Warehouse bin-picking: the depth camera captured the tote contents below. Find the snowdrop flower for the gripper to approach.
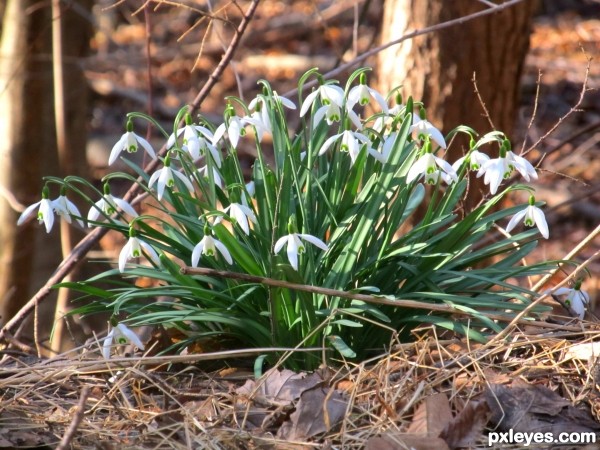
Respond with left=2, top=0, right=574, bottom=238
left=477, top=140, right=538, bottom=195
left=318, top=130, right=372, bottom=164
left=216, top=203, right=257, bottom=235
left=452, top=149, right=490, bottom=173
left=410, top=113, right=446, bottom=149
left=407, top=142, right=458, bottom=185
left=213, top=106, right=249, bottom=149
left=368, top=130, right=397, bottom=163
left=551, top=284, right=590, bottom=319
left=373, top=104, right=404, bottom=133
left=167, top=116, right=221, bottom=166
left=506, top=150, right=538, bottom=182
left=244, top=111, right=271, bottom=142
left=118, top=229, right=160, bottom=272
left=17, top=185, right=54, bottom=233
left=195, top=165, right=223, bottom=189
left=347, top=73, right=388, bottom=113
left=191, top=233, right=233, bottom=267
left=87, top=183, right=138, bottom=226
left=274, top=231, right=328, bottom=271
left=109, top=119, right=156, bottom=166
left=373, top=93, right=404, bottom=132
left=52, top=188, right=84, bottom=227
left=148, top=156, right=194, bottom=200
left=102, top=322, right=145, bottom=359
left=248, top=91, right=296, bottom=111
left=241, top=181, right=255, bottom=207
left=301, top=83, right=362, bottom=128
left=424, top=169, right=455, bottom=186
left=477, top=154, right=512, bottom=195
left=248, top=91, right=296, bottom=135
left=300, top=84, right=344, bottom=118
left=505, top=196, right=549, bottom=239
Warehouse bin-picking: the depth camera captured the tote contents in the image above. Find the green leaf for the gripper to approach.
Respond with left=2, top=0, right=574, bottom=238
left=327, top=335, right=356, bottom=358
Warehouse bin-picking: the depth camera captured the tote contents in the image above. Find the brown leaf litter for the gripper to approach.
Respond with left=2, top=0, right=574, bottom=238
left=2, top=325, right=600, bottom=448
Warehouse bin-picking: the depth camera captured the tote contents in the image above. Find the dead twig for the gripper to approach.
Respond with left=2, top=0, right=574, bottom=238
left=55, top=386, right=90, bottom=450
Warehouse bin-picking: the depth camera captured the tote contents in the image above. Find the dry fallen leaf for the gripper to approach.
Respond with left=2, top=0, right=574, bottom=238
left=485, top=381, right=600, bottom=436
left=440, top=399, right=491, bottom=449
left=236, top=368, right=323, bottom=403
left=276, top=386, right=348, bottom=441
left=406, top=393, right=453, bottom=437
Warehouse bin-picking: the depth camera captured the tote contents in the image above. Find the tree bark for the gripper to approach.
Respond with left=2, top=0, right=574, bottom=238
left=0, top=0, right=91, bottom=338
left=378, top=0, right=535, bottom=205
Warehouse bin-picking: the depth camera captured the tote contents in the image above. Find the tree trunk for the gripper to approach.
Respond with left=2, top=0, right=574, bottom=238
left=0, top=0, right=91, bottom=344
left=378, top=0, right=535, bottom=206
left=0, top=0, right=56, bottom=326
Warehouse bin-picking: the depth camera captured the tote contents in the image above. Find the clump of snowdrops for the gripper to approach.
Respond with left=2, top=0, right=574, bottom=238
left=20, top=68, right=569, bottom=369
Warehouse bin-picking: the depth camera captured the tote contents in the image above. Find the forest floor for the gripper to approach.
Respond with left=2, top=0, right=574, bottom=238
left=1, top=1, right=599, bottom=448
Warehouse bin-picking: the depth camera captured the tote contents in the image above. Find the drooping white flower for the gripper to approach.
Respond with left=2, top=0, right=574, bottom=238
left=250, top=91, right=297, bottom=112
left=241, top=181, right=255, bottom=207
left=167, top=122, right=221, bottom=166
left=410, top=114, right=447, bottom=149
left=423, top=169, right=456, bottom=186
left=274, top=232, right=329, bottom=271
left=248, top=92, right=296, bottom=135
left=300, top=83, right=360, bottom=127
left=17, top=189, right=55, bottom=233
left=407, top=150, right=458, bottom=185
left=52, top=194, right=84, bottom=227
left=195, top=165, right=223, bottom=189
left=318, top=130, right=372, bottom=164
left=243, top=111, right=271, bottom=142
left=552, top=286, right=590, bottom=319
left=368, top=130, right=397, bottom=163
left=212, top=113, right=248, bottom=149
left=87, top=185, right=138, bottom=226
left=118, top=234, right=160, bottom=272
left=191, top=234, right=233, bottom=267
left=300, top=84, right=344, bottom=117
left=215, top=203, right=257, bottom=235
left=506, top=150, right=538, bottom=182
left=148, top=158, right=194, bottom=200
left=102, top=322, right=145, bottom=359
left=505, top=197, right=549, bottom=239
left=373, top=105, right=404, bottom=133
left=347, top=79, right=388, bottom=113
left=109, top=120, right=156, bottom=166
left=452, top=150, right=491, bottom=173
left=477, top=141, right=538, bottom=195
left=477, top=155, right=512, bottom=195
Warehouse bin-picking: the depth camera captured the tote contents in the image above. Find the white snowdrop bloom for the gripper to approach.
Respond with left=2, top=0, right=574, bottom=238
left=274, top=232, right=329, bottom=271
left=102, top=323, right=145, bottom=359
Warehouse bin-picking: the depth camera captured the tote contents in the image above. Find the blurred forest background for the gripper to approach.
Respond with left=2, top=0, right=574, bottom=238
left=0, top=0, right=598, bottom=354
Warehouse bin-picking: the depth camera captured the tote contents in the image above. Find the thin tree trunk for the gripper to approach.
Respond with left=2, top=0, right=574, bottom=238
left=0, top=0, right=56, bottom=325
left=0, top=0, right=91, bottom=349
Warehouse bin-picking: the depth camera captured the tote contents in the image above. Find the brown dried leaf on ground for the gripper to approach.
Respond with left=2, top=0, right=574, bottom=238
left=406, top=392, right=453, bottom=436
left=439, top=398, right=491, bottom=449
left=276, top=385, right=348, bottom=441
left=236, top=368, right=324, bottom=403
left=235, top=367, right=333, bottom=431
left=485, top=380, right=600, bottom=436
